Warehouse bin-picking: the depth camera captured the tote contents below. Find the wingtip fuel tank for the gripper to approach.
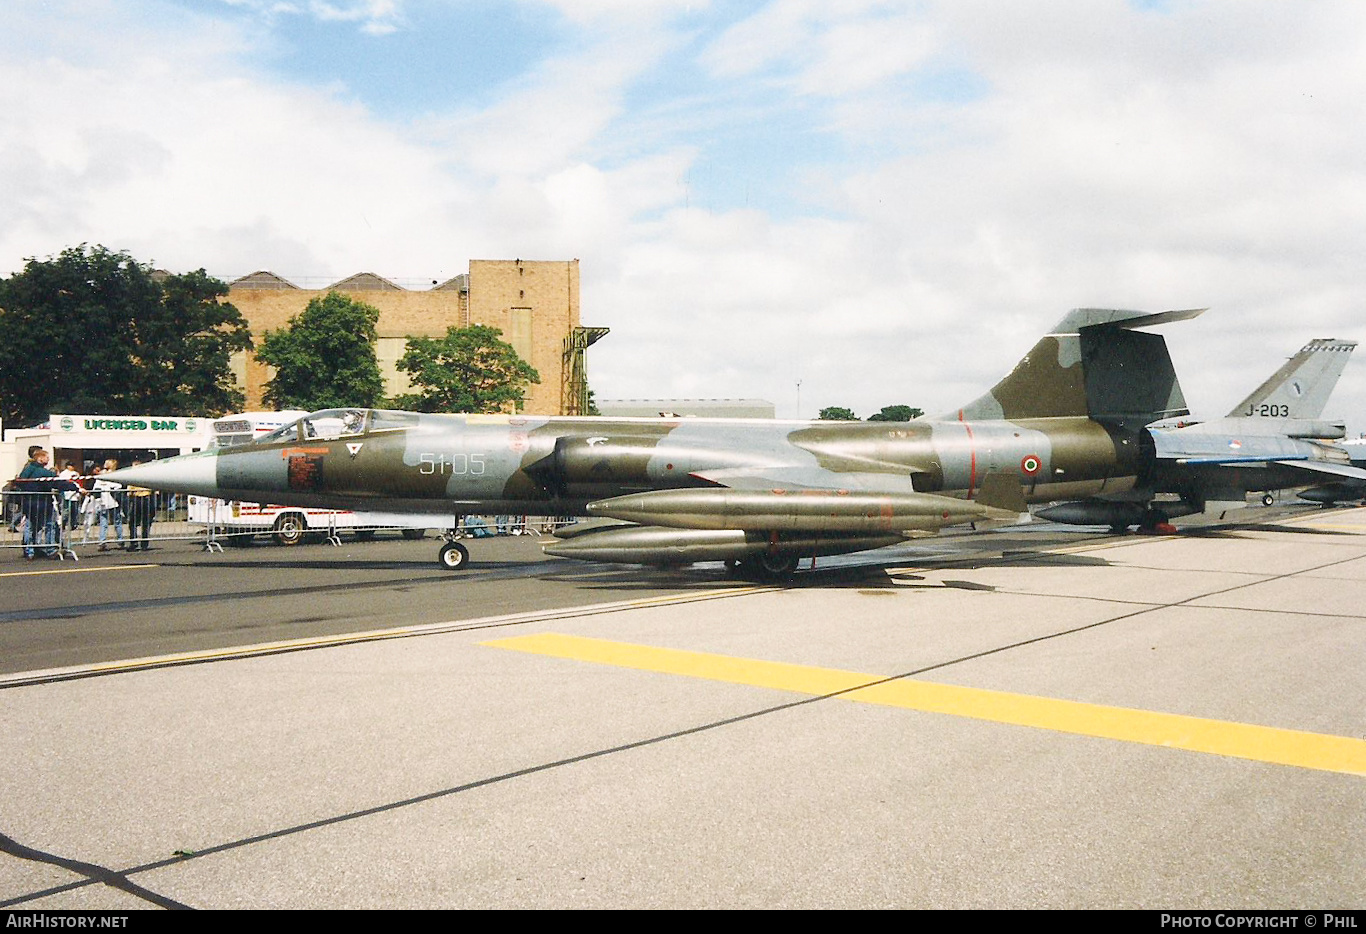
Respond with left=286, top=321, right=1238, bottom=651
left=583, top=487, right=1011, bottom=533
left=541, top=525, right=905, bottom=566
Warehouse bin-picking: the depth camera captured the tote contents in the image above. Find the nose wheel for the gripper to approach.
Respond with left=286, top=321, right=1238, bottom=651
left=438, top=540, right=469, bottom=570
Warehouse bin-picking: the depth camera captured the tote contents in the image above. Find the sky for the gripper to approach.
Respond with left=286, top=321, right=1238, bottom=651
left=2, top=0, right=1364, bottom=430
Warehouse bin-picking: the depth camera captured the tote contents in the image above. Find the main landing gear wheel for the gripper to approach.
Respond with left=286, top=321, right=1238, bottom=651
left=273, top=513, right=306, bottom=546
left=741, top=552, right=800, bottom=581
left=1262, top=493, right=1275, bottom=507
left=1138, top=507, right=1177, bottom=536
left=438, top=540, right=469, bottom=570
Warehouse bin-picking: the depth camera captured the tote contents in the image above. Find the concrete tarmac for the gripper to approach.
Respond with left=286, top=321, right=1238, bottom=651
left=1, top=508, right=1364, bottom=908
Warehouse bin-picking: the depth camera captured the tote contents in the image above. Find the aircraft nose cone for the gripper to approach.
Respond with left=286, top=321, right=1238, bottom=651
left=108, top=452, right=219, bottom=496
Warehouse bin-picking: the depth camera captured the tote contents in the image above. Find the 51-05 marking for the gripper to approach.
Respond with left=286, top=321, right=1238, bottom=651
left=418, top=452, right=486, bottom=475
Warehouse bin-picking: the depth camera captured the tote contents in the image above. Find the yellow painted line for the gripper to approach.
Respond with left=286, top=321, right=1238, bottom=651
left=484, top=633, right=1366, bottom=777
left=0, top=563, right=156, bottom=579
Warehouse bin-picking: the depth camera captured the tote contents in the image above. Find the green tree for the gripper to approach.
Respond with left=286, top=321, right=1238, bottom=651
left=256, top=291, right=386, bottom=410
left=393, top=325, right=540, bottom=413
left=867, top=404, right=924, bottom=422
left=0, top=245, right=251, bottom=424
left=817, top=406, right=859, bottom=420
left=125, top=269, right=254, bottom=414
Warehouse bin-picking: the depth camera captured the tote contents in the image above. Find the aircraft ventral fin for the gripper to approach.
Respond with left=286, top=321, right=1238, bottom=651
left=972, top=472, right=1028, bottom=517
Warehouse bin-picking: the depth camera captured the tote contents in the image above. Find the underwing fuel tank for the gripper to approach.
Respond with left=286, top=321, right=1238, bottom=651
left=1298, top=483, right=1366, bottom=504
left=542, top=524, right=903, bottom=565
left=1035, top=501, right=1148, bottom=527
left=583, top=487, right=1014, bottom=533
left=1036, top=499, right=1203, bottom=526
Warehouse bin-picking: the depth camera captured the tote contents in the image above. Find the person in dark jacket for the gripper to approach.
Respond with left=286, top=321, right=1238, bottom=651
left=15, top=448, right=75, bottom=559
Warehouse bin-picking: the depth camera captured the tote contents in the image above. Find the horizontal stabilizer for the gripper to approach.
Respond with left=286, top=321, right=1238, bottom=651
left=1053, top=307, right=1207, bottom=333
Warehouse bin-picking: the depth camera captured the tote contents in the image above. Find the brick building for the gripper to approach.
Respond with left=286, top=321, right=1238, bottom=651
left=228, top=259, right=603, bottom=415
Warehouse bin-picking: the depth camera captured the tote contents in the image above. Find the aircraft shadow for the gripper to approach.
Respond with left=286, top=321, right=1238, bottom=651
left=1176, top=523, right=1359, bottom=538
left=547, top=549, right=1113, bottom=592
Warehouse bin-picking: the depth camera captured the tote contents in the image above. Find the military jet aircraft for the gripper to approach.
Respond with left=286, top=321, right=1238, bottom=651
left=112, top=307, right=1205, bottom=578
left=1037, top=337, right=1362, bottom=530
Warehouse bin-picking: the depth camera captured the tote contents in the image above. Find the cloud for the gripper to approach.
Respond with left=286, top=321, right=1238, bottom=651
left=701, top=0, right=941, bottom=97
left=219, top=0, right=405, bottom=35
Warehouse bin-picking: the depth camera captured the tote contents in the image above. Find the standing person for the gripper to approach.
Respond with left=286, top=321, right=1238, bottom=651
left=91, top=459, right=126, bottom=551
left=59, top=462, right=82, bottom=531
left=3, top=480, right=19, bottom=533
left=80, top=465, right=101, bottom=544
left=17, top=447, right=59, bottom=559
left=126, top=458, right=156, bottom=551
left=18, top=446, right=51, bottom=481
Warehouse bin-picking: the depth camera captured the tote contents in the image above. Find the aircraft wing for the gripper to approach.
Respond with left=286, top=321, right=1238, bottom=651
left=1167, top=454, right=1366, bottom=480
left=1272, top=460, right=1366, bottom=481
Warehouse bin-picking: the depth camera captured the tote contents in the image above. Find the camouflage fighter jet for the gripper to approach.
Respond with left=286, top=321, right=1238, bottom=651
left=1037, top=337, right=1363, bottom=529
left=112, top=307, right=1205, bottom=578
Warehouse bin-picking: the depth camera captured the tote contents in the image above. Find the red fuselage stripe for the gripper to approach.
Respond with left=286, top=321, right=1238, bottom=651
left=963, top=421, right=977, bottom=498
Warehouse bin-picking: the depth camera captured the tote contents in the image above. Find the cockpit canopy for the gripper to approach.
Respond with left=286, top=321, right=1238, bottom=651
left=258, top=408, right=418, bottom=444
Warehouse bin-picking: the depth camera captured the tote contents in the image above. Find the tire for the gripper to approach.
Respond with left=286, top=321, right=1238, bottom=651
left=1261, top=493, right=1275, bottom=507
left=741, top=551, right=800, bottom=581
left=439, top=540, right=469, bottom=570
left=1138, top=506, right=1169, bottom=533
left=273, top=513, right=307, bottom=546
left=401, top=529, right=426, bottom=541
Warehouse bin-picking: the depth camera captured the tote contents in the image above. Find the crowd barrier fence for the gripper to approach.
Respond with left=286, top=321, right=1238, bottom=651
left=2, top=487, right=576, bottom=560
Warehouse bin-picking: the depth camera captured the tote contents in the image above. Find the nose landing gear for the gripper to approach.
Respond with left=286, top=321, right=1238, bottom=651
left=438, top=538, right=470, bottom=570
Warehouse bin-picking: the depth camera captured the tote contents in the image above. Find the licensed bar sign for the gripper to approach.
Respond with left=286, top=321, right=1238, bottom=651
left=54, top=414, right=200, bottom=433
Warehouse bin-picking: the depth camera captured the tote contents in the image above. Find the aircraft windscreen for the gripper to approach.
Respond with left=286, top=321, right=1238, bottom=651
left=258, top=420, right=299, bottom=444
left=255, top=409, right=413, bottom=444
left=366, top=409, right=420, bottom=432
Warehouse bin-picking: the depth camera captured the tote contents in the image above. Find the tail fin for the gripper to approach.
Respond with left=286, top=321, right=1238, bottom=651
left=948, top=307, right=1205, bottom=426
left=1226, top=338, right=1356, bottom=419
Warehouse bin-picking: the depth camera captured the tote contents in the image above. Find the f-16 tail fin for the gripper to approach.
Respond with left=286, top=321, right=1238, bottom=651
left=1226, top=338, right=1356, bottom=419
left=948, top=307, right=1205, bottom=426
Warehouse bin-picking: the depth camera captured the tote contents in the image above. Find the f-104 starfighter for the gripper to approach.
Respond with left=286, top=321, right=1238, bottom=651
left=113, top=306, right=1256, bottom=578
